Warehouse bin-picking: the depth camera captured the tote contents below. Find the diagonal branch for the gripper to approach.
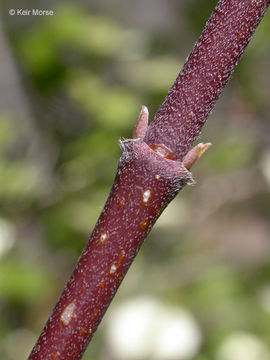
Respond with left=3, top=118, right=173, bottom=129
left=144, top=0, right=269, bottom=160
left=28, top=1, right=269, bottom=359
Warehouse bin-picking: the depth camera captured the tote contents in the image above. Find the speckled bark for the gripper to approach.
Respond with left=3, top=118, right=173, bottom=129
left=145, top=0, right=270, bottom=160
left=28, top=0, right=269, bottom=359
left=29, top=140, right=193, bottom=360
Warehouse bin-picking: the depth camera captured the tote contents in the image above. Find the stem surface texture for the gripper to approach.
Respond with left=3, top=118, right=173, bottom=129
left=28, top=1, right=269, bottom=359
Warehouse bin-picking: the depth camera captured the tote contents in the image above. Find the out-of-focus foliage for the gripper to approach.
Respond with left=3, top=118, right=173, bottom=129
left=0, top=1, right=270, bottom=359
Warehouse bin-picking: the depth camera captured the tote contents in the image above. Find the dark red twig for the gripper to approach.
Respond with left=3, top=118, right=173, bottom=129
left=28, top=1, right=269, bottom=359
left=145, top=0, right=269, bottom=160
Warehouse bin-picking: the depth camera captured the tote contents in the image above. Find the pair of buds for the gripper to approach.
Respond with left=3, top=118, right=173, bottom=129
left=132, top=105, right=211, bottom=171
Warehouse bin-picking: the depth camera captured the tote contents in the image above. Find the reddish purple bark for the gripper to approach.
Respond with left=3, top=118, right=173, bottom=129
left=145, top=0, right=269, bottom=160
left=29, top=140, right=193, bottom=360
left=28, top=1, right=269, bottom=359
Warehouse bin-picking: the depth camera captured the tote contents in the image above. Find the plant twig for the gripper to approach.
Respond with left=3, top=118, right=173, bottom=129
left=28, top=1, right=269, bottom=359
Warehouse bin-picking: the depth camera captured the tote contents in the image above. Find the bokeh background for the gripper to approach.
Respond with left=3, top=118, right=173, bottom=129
left=0, top=1, right=270, bottom=359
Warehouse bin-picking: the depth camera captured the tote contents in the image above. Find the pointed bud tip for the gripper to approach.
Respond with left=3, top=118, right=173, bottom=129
left=132, top=105, right=149, bottom=139
left=183, top=142, right=212, bottom=170
left=196, top=142, right=212, bottom=157
left=141, top=105, right=149, bottom=114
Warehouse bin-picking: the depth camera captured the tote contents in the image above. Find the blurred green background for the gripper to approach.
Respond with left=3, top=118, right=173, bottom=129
left=0, top=1, right=270, bottom=359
